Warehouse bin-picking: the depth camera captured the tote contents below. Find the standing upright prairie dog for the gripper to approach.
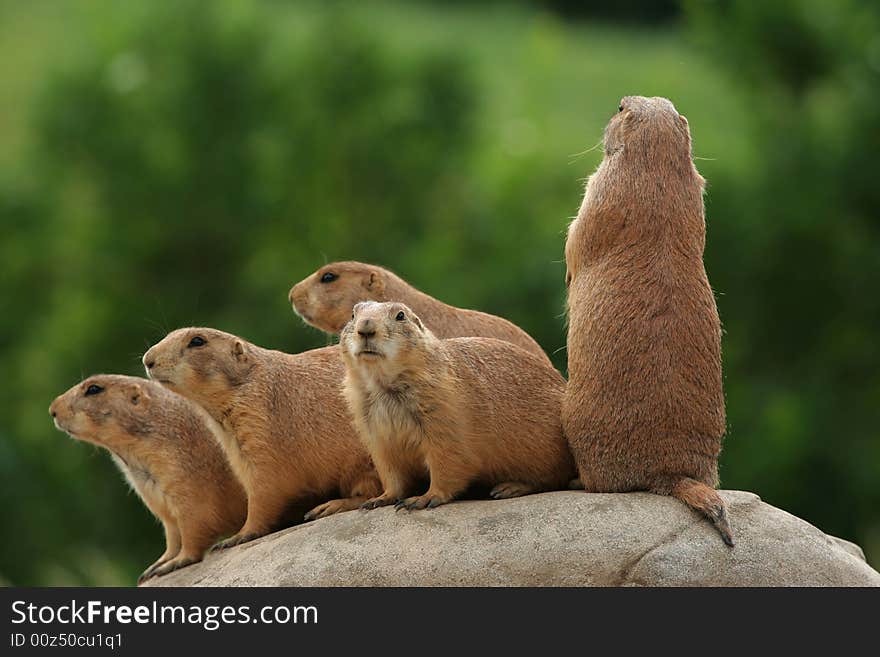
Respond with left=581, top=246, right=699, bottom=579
left=49, top=375, right=247, bottom=583
left=142, top=328, right=381, bottom=549
left=340, top=301, right=575, bottom=510
left=289, top=261, right=552, bottom=365
left=563, top=96, right=732, bottom=546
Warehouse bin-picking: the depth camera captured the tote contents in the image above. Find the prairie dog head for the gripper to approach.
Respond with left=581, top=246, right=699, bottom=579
left=603, top=96, right=694, bottom=168
left=289, top=261, right=387, bottom=333
left=340, top=301, right=430, bottom=378
left=142, top=327, right=254, bottom=409
left=566, top=96, right=702, bottom=284
left=49, top=375, right=156, bottom=452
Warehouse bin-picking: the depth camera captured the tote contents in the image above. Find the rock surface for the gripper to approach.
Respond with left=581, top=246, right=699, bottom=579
left=144, top=490, right=879, bottom=587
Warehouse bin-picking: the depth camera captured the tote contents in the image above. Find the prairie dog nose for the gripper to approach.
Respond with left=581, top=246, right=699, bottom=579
left=357, top=318, right=376, bottom=338
left=288, top=285, right=297, bottom=306
left=142, top=350, right=156, bottom=371
left=49, top=401, right=58, bottom=417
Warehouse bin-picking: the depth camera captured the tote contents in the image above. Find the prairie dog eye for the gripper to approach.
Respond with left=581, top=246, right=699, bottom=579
left=85, top=384, right=104, bottom=396
left=188, top=336, right=206, bottom=348
left=395, top=311, right=405, bottom=321
left=618, top=103, right=624, bottom=112
left=320, top=272, right=337, bottom=283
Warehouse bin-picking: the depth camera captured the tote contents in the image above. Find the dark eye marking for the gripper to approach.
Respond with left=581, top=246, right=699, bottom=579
left=618, top=104, right=624, bottom=112
left=320, top=272, right=337, bottom=283
left=85, top=384, right=104, bottom=396
left=188, top=336, right=206, bottom=348
left=396, top=311, right=405, bottom=321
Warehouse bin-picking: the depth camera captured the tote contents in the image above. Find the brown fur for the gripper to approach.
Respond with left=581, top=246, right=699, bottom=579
left=562, top=96, right=732, bottom=546
left=49, top=375, right=247, bottom=583
left=340, top=301, right=575, bottom=510
left=142, top=328, right=381, bottom=549
left=290, top=261, right=552, bottom=365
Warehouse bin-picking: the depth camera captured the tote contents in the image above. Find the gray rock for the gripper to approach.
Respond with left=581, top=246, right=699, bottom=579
left=143, top=490, right=880, bottom=587
left=828, top=535, right=867, bottom=562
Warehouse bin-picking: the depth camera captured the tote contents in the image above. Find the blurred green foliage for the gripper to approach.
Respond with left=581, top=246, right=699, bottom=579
left=0, top=0, right=877, bottom=584
left=686, top=0, right=880, bottom=562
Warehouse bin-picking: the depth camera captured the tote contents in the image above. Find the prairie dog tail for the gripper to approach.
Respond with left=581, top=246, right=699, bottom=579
left=655, top=476, right=734, bottom=547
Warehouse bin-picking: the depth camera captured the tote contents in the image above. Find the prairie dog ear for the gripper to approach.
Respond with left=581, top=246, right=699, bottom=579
left=128, top=383, right=150, bottom=407
left=232, top=339, right=247, bottom=362
left=411, top=314, right=424, bottom=331
left=365, top=270, right=385, bottom=295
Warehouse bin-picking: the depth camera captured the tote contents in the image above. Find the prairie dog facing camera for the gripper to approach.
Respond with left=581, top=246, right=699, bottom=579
left=49, top=375, right=247, bottom=583
left=340, top=301, right=575, bottom=511
left=289, top=261, right=552, bottom=365
left=563, top=95, right=732, bottom=545
left=143, top=328, right=382, bottom=549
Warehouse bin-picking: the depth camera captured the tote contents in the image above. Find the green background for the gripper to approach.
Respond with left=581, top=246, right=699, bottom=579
left=1, top=0, right=878, bottom=585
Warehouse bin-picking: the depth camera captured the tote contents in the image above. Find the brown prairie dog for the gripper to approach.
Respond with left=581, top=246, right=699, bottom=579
left=563, top=96, right=732, bottom=545
left=49, top=375, right=247, bottom=583
left=142, top=328, right=381, bottom=549
left=289, top=261, right=552, bottom=366
left=340, top=301, right=575, bottom=510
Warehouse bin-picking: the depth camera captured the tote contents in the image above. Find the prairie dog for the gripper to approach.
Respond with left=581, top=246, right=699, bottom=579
left=340, top=301, right=575, bottom=510
left=289, top=261, right=552, bottom=365
left=49, top=375, right=247, bottom=583
left=142, top=328, right=381, bottom=549
left=563, top=96, right=732, bottom=545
